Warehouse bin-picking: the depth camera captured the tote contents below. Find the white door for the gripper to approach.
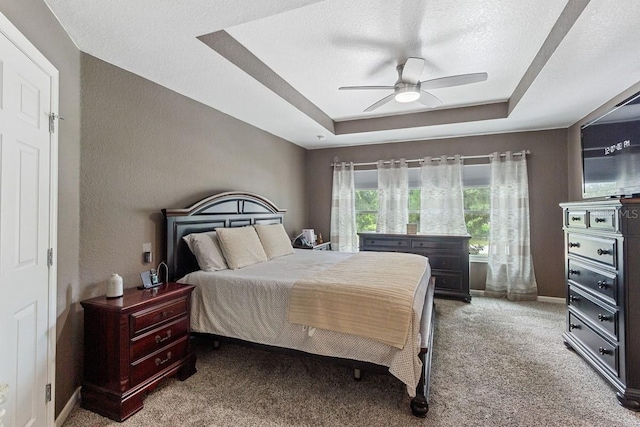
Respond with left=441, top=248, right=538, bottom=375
left=0, top=13, right=58, bottom=427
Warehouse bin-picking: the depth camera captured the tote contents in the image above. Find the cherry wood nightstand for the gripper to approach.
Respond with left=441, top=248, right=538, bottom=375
left=80, top=282, right=196, bottom=421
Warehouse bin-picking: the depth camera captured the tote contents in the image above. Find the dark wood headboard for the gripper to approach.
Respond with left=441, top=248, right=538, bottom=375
left=162, top=191, right=286, bottom=281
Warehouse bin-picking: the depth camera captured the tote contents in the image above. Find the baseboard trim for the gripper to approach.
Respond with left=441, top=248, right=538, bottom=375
left=55, top=386, right=81, bottom=427
left=469, top=289, right=565, bottom=304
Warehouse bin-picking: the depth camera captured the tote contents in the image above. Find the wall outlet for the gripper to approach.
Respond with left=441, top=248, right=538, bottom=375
left=143, top=243, right=152, bottom=264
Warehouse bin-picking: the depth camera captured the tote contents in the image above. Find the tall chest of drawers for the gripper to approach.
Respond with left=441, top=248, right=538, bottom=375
left=561, top=199, right=640, bottom=410
left=358, top=232, right=471, bottom=302
left=81, top=282, right=197, bottom=421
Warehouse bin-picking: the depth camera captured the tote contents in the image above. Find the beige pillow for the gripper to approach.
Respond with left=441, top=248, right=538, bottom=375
left=254, top=223, right=294, bottom=260
left=182, top=231, right=228, bottom=271
left=216, top=226, right=268, bottom=270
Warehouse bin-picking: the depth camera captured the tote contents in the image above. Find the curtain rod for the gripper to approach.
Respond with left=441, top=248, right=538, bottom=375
left=331, top=150, right=530, bottom=167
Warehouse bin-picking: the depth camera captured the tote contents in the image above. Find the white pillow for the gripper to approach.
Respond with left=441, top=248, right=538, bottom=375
left=254, top=223, right=294, bottom=260
left=182, top=231, right=228, bottom=272
left=216, top=226, right=268, bottom=270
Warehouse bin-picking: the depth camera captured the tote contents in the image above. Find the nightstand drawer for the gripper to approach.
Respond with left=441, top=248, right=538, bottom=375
left=568, top=287, right=617, bottom=339
left=131, top=299, right=188, bottom=335
left=130, top=336, right=189, bottom=387
left=568, top=313, right=618, bottom=377
left=130, top=316, right=189, bottom=361
left=567, top=233, right=616, bottom=268
left=567, top=259, right=617, bottom=304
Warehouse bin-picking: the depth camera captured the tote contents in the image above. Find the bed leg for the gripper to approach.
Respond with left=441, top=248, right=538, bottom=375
left=353, top=368, right=362, bottom=381
left=411, top=348, right=429, bottom=417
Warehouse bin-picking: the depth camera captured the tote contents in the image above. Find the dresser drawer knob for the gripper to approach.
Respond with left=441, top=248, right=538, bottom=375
left=569, top=242, right=580, bottom=248
left=571, top=216, right=581, bottom=221
left=597, top=280, right=608, bottom=289
left=569, top=295, right=579, bottom=303
left=155, top=351, right=172, bottom=366
left=597, top=248, right=610, bottom=256
left=155, top=330, right=172, bottom=344
left=597, top=314, right=611, bottom=322
left=594, top=217, right=606, bottom=223
left=569, top=323, right=580, bottom=330
left=598, top=347, right=611, bottom=355
left=568, top=269, right=579, bottom=276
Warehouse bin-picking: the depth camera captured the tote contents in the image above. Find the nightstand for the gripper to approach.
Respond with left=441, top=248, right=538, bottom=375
left=80, top=282, right=196, bottom=421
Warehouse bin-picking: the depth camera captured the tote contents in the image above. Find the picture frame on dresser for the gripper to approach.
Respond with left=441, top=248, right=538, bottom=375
left=561, top=199, right=640, bottom=411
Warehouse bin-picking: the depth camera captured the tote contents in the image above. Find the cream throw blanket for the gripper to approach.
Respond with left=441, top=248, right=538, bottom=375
left=288, top=252, right=428, bottom=349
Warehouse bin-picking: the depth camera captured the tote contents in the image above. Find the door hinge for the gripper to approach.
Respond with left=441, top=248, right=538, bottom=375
left=45, top=383, right=51, bottom=402
left=47, top=248, right=53, bottom=267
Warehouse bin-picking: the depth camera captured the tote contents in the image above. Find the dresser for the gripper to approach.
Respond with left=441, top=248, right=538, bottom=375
left=358, top=233, right=471, bottom=302
left=560, top=199, right=640, bottom=410
left=81, top=282, right=197, bottom=421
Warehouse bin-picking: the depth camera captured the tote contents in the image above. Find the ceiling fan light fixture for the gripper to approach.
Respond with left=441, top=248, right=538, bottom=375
left=394, top=86, right=420, bottom=103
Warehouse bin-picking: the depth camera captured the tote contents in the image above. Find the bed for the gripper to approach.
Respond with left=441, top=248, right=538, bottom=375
left=163, top=191, right=435, bottom=417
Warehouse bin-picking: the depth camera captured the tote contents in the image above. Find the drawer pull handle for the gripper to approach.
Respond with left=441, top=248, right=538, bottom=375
left=568, top=269, right=579, bottom=276
left=155, top=330, right=172, bottom=344
left=597, top=248, right=610, bottom=256
left=441, top=260, right=447, bottom=267
left=569, top=323, right=580, bottom=330
left=569, top=242, right=580, bottom=248
left=155, top=351, right=172, bottom=366
left=569, top=295, right=579, bottom=302
left=571, top=216, right=581, bottom=221
left=397, top=241, right=402, bottom=245
left=597, top=314, right=611, bottom=322
left=598, top=347, right=611, bottom=355
left=597, top=280, right=608, bottom=289
left=594, top=217, right=606, bottom=223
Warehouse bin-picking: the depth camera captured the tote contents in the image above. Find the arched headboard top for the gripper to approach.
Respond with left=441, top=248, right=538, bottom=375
left=163, top=191, right=287, bottom=281
left=163, top=191, right=286, bottom=217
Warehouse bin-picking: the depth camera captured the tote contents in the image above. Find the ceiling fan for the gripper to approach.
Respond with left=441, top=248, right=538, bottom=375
left=339, top=57, right=488, bottom=112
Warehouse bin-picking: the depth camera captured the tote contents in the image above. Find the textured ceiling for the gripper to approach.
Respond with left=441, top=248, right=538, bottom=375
left=43, top=0, right=640, bottom=149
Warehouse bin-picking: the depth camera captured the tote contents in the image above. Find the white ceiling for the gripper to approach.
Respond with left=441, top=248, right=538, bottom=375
left=43, top=0, right=640, bottom=149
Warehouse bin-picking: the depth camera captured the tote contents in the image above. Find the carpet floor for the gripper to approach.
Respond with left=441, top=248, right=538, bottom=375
left=62, top=296, right=640, bottom=426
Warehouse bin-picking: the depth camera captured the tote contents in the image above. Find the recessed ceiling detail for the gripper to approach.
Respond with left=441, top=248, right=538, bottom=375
left=43, top=0, right=640, bottom=148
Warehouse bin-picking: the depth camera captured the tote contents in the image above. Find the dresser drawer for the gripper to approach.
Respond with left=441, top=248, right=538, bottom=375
left=130, top=316, right=189, bottom=362
left=131, top=299, right=188, bottom=335
left=411, top=239, right=463, bottom=251
left=567, top=313, right=618, bottom=377
left=567, top=259, right=617, bottom=304
left=568, top=287, right=617, bottom=339
left=567, top=233, right=616, bottom=268
left=428, top=254, right=463, bottom=271
left=589, top=209, right=616, bottom=231
left=566, top=210, right=587, bottom=228
left=361, top=237, right=409, bottom=249
left=434, top=273, right=462, bottom=291
left=130, top=336, right=189, bottom=387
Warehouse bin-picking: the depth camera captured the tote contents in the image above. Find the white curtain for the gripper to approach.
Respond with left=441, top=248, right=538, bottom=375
left=485, top=151, right=538, bottom=301
left=376, top=159, right=408, bottom=233
left=419, top=155, right=468, bottom=235
left=330, top=162, right=358, bottom=252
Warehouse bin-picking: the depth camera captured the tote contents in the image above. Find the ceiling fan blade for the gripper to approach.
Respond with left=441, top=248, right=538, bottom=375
left=420, top=72, right=488, bottom=90
left=364, top=93, right=396, bottom=112
left=417, top=90, right=443, bottom=108
left=339, top=85, right=395, bottom=91
left=400, top=57, right=425, bottom=84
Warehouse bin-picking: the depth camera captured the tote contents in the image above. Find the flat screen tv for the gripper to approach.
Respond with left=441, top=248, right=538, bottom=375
left=582, top=92, right=640, bottom=199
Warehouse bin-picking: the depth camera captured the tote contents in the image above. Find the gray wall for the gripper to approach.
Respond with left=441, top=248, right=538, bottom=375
left=0, top=0, right=82, bottom=416
left=567, top=81, right=640, bottom=201
left=307, top=130, right=569, bottom=298
left=79, top=53, right=308, bottom=290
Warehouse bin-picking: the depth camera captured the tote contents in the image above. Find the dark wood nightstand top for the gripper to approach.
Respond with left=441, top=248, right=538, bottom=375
left=81, top=282, right=194, bottom=312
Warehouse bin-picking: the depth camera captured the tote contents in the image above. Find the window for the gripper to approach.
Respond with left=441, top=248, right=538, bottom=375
left=353, top=164, right=491, bottom=257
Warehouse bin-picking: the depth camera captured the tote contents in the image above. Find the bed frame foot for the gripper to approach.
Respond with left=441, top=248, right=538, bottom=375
left=213, top=340, right=220, bottom=350
left=410, top=395, right=429, bottom=417
left=353, top=368, right=362, bottom=381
